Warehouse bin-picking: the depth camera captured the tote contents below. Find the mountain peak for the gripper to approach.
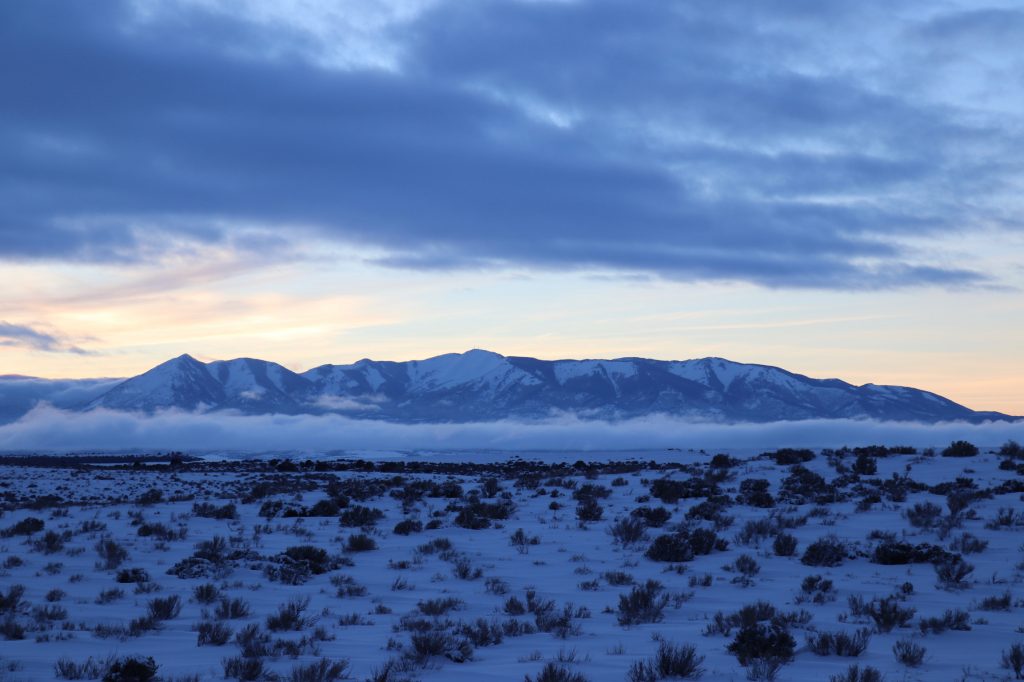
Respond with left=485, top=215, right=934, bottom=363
left=462, top=348, right=504, bottom=358
left=72, top=351, right=1014, bottom=423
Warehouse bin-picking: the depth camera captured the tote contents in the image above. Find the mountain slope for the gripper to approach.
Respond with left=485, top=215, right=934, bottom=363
left=88, top=354, right=227, bottom=412
left=89, top=354, right=314, bottom=413
left=297, top=350, right=1008, bottom=423
left=9, top=350, right=1012, bottom=424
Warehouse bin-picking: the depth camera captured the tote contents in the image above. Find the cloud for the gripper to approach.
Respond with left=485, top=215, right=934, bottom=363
left=0, top=377, right=122, bottom=424
left=0, top=1, right=1020, bottom=288
left=0, top=321, right=91, bottom=354
left=0, top=405, right=1021, bottom=455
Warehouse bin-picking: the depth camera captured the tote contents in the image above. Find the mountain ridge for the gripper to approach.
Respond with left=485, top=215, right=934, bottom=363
left=0, top=349, right=1001, bottom=424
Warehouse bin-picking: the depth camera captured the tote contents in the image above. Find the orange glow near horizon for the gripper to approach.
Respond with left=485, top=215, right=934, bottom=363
left=1, top=253, right=1021, bottom=415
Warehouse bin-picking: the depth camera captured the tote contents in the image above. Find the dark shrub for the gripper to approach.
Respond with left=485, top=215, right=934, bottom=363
left=948, top=532, right=988, bottom=554
left=986, top=507, right=1023, bottom=530
left=773, top=533, right=798, bottom=557
left=95, top=588, right=124, bottom=605
left=408, top=629, right=472, bottom=663
left=918, top=608, right=970, bottom=634
left=264, top=545, right=338, bottom=585
left=136, top=488, right=163, bottom=506
left=509, top=528, right=540, bottom=553
left=893, top=638, right=925, bottom=667
left=1, top=516, right=44, bottom=536
left=617, top=580, right=668, bottom=626
left=689, top=528, right=720, bottom=554
left=801, top=536, right=846, bottom=567
left=829, top=665, right=882, bottom=682
left=192, top=502, right=237, bottom=520
left=524, top=663, right=590, bottom=682
left=866, top=597, right=915, bottom=632
left=733, top=554, right=760, bottom=578
left=710, top=453, right=737, bottom=468
left=779, top=466, right=833, bottom=505
left=193, top=583, right=220, bottom=604
left=736, top=519, right=774, bottom=546
left=999, top=440, right=1024, bottom=458
left=806, top=628, right=871, bottom=657
left=54, top=657, right=109, bottom=680
left=628, top=642, right=704, bottom=681
left=727, top=623, right=796, bottom=666
left=1003, top=643, right=1024, bottom=679
left=851, top=453, right=877, bottom=476
left=646, top=534, right=692, bottom=563
left=418, top=597, right=464, bottom=616
left=576, top=498, right=604, bottom=523
left=685, top=497, right=730, bottom=523
left=737, top=479, right=775, bottom=508
left=223, top=656, right=265, bottom=681
left=631, top=506, right=672, bottom=528
left=116, top=568, right=150, bottom=584
left=452, top=556, right=482, bottom=580
left=871, top=541, right=955, bottom=566
left=942, top=440, right=978, bottom=458
left=934, top=556, right=974, bottom=589
left=284, top=545, right=330, bottom=569
left=102, top=656, right=157, bottom=682
left=346, top=533, right=377, bottom=552
left=137, top=522, right=185, bottom=541
left=649, top=478, right=715, bottom=504
left=266, top=598, right=310, bottom=631
left=340, top=505, right=385, bottom=528
left=503, top=596, right=526, bottom=616
left=2, top=517, right=44, bottom=537
left=481, top=477, right=501, bottom=497
left=34, top=529, right=67, bottom=554
left=572, top=484, right=611, bottom=501
left=768, top=448, right=815, bottom=465
left=95, top=538, right=129, bottom=570
left=393, top=519, right=423, bottom=536
left=285, top=543, right=331, bottom=572
left=307, top=499, right=341, bottom=517
left=215, top=597, right=251, bottom=620
left=604, top=571, right=634, bottom=586
left=196, top=620, right=232, bottom=646
left=147, top=595, right=182, bottom=620
left=454, top=501, right=513, bottom=529
left=799, top=575, right=835, bottom=604
left=287, top=658, right=351, bottom=682
left=979, top=591, right=1012, bottom=611
left=644, top=528, right=722, bottom=561
left=609, top=517, right=647, bottom=546
left=905, top=502, right=943, bottom=529
left=0, top=615, right=25, bottom=640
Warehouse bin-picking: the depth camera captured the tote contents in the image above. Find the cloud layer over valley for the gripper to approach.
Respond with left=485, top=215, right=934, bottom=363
left=2, top=405, right=1020, bottom=456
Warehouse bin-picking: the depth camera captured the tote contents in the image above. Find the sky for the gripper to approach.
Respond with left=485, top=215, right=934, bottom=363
left=1, top=0, right=1023, bottom=415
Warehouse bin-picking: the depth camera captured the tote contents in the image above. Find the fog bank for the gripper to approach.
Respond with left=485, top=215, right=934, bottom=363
left=0, top=405, right=1020, bottom=456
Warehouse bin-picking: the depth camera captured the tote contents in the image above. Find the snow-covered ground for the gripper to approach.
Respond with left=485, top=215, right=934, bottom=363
left=1, top=444, right=1023, bottom=681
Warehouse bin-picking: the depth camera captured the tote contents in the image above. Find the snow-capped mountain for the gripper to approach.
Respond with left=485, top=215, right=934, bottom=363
left=52, top=349, right=1013, bottom=423
left=88, top=354, right=314, bottom=414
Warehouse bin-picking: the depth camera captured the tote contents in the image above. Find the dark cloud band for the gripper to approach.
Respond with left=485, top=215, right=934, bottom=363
left=0, top=0, right=1018, bottom=289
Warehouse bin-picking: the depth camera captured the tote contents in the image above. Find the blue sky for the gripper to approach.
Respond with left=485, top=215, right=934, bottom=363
left=1, top=0, right=1022, bottom=413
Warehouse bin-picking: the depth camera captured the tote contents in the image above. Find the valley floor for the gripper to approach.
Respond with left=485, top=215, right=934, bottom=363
left=0, top=446, right=1022, bottom=681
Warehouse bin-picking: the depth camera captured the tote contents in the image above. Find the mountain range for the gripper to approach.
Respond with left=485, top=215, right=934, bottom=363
left=0, top=350, right=1014, bottom=424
